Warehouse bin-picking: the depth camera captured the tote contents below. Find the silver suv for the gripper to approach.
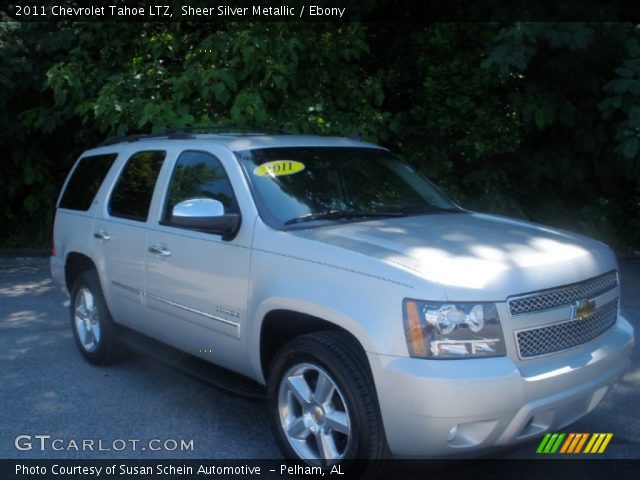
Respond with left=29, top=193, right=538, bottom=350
left=51, top=132, right=634, bottom=466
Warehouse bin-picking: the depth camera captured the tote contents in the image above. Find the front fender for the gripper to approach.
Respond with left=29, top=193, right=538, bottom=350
left=245, top=248, right=434, bottom=382
left=248, top=295, right=376, bottom=382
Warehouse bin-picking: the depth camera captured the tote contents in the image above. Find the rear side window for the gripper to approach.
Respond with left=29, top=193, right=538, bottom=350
left=59, top=154, right=117, bottom=211
left=108, top=150, right=165, bottom=222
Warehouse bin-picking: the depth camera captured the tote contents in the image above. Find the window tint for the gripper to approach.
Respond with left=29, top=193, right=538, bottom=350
left=59, top=154, right=117, bottom=211
left=109, top=151, right=165, bottom=222
left=163, top=151, right=238, bottom=224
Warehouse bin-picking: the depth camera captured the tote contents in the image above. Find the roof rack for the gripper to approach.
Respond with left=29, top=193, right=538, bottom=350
left=96, top=125, right=289, bottom=147
left=97, top=131, right=193, bottom=147
left=171, top=125, right=287, bottom=135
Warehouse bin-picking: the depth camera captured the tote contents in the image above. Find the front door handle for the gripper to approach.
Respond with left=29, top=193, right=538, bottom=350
left=94, top=230, right=111, bottom=240
left=148, top=244, right=172, bottom=257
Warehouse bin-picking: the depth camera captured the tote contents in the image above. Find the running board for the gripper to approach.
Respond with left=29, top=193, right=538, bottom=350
left=116, top=326, right=266, bottom=400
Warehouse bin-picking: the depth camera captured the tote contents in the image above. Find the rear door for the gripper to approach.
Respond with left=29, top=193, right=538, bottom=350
left=143, top=148, right=252, bottom=374
left=93, top=149, right=166, bottom=329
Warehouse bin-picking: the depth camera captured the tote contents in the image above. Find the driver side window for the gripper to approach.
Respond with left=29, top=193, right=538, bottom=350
left=163, top=150, right=239, bottom=225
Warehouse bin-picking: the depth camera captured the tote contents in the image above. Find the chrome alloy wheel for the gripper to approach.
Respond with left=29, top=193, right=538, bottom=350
left=74, top=287, right=101, bottom=352
left=278, top=363, right=351, bottom=464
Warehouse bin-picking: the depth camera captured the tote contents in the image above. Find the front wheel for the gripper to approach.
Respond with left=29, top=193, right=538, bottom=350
left=267, top=331, right=388, bottom=470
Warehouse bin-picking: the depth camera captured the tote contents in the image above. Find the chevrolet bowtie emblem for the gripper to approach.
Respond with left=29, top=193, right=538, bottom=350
left=571, top=298, right=596, bottom=320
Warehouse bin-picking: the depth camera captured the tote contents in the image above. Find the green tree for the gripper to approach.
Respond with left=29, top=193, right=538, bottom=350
left=1, top=20, right=639, bottom=250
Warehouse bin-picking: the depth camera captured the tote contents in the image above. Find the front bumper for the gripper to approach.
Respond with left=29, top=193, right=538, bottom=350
left=368, top=314, right=634, bottom=457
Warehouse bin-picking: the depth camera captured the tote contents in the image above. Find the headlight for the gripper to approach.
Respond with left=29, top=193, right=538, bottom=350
left=403, top=299, right=506, bottom=359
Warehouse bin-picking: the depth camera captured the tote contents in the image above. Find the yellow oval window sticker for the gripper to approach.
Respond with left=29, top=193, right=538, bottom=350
left=254, top=160, right=305, bottom=177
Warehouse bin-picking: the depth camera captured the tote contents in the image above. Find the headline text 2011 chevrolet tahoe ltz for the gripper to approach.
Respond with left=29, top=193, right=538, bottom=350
left=51, top=132, right=634, bottom=467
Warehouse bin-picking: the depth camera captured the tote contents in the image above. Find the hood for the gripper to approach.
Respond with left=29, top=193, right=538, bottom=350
left=290, top=212, right=617, bottom=301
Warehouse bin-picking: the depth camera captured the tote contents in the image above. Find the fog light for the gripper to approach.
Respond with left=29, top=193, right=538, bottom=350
left=447, top=425, right=459, bottom=442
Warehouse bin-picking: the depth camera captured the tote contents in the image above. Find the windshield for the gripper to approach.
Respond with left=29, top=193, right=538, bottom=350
left=236, top=147, right=460, bottom=228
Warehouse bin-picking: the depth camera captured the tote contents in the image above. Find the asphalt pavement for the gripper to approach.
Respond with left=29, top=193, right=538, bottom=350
left=0, top=256, right=638, bottom=460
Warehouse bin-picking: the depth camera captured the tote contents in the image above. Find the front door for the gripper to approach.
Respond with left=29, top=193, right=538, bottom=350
left=143, top=149, right=252, bottom=373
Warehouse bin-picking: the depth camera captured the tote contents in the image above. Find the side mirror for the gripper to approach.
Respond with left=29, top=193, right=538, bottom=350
left=170, top=198, right=240, bottom=240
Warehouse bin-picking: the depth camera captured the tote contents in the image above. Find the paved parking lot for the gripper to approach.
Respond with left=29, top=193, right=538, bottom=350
left=1, top=256, right=638, bottom=460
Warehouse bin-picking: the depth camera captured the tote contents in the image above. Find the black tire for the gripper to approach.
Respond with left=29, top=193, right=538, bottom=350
left=70, top=270, right=123, bottom=365
left=267, top=330, right=389, bottom=472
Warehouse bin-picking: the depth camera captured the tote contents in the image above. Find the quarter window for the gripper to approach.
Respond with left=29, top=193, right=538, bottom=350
left=109, top=150, right=165, bottom=222
left=59, top=154, right=117, bottom=211
left=163, top=151, right=238, bottom=224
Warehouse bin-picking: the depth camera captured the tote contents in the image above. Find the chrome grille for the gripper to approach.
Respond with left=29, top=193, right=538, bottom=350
left=515, top=300, right=618, bottom=359
left=508, top=271, right=618, bottom=316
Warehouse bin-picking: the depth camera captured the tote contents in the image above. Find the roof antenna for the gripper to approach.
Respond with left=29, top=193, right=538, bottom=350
left=350, top=131, right=361, bottom=141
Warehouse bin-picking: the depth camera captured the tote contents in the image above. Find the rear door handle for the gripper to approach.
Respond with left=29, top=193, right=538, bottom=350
left=148, top=244, right=172, bottom=257
left=94, top=230, right=111, bottom=240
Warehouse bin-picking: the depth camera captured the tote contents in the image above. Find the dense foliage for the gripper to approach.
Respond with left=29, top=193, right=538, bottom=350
left=1, top=21, right=639, bottom=250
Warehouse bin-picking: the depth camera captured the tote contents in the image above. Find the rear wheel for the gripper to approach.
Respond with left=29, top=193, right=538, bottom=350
left=267, top=331, right=388, bottom=470
left=70, top=270, right=123, bottom=365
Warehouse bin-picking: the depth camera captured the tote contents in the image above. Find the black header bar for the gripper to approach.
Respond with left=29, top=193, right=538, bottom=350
left=3, top=0, right=640, bottom=22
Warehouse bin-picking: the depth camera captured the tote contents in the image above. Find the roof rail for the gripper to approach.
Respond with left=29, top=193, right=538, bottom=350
left=169, top=125, right=287, bottom=135
left=96, top=125, right=290, bottom=147
left=97, top=131, right=193, bottom=147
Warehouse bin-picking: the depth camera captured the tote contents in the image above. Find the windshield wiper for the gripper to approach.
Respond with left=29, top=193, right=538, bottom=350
left=284, top=210, right=406, bottom=226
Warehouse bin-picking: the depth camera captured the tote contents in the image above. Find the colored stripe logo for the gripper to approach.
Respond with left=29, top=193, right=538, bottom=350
left=536, top=433, right=613, bottom=454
